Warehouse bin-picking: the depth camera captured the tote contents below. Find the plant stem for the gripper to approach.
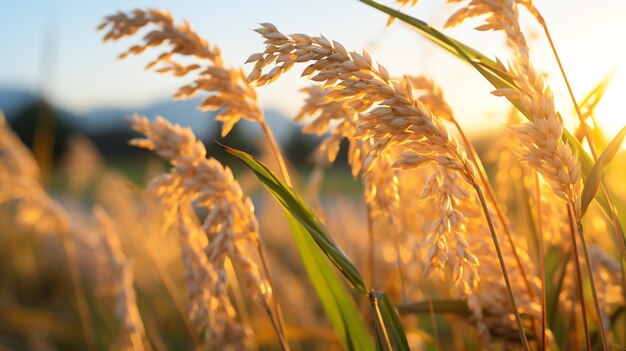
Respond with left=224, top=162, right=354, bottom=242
left=566, top=205, right=592, bottom=351
left=259, top=119, right=292, bottom=187
left=575, top=217, right=610, bottom=350
left=536, top=11, right=626, bottom=278
left=534, top=174, right=547, bottom=351
left=143, top=242, right=201, bottom=347
left=62, top=234, right=96, bottom=351
left=256, top=112, right=291, bottom=350
left=366, top=201, right=376, bottom=289
left=450, top=118, right=538, bottom=311
left=390, top=219, right=408, bottom=303
left=130, top=328, right=146, bottom=351
left=257, top=243, right=291, bottom=351
left=225, top=258, right=259, bottom=351
left=534, top=11, right=620, bottom=347
left=426, top=288, right=441, bottom=351
left=472, top=183, right=530, bottom=351
left=451, top=119, right=541, bottom=341
left=536, top=14, right=613, bottom=348
left=142, top=312, right=168, bottom=351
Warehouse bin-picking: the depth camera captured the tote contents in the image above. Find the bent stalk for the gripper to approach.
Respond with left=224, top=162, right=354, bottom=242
left=473, top=183, right=530, bottom=351
left=566, top=206, right=593, bottom=351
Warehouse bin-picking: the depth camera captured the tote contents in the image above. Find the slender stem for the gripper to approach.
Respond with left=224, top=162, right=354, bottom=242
left=570, top=314, right=580, bottom=351
left=305, top=162, right=325, bottom=212
left=62, top=235, right=96, bottom=351
left=536, top=14, right=623, bottom=348
left=366, top=201, right=376, bottom=289
left=33, top=100, right=57, bottom=186
left=390, top=219, right=408, bottom=303
left=143, top=314, right=168, bottom=351
left=566, top=205, right=592, bottom=351
left=450, top=318, right=463, bottom=351
left=259, top=119, right=292, bottom=187
left=535, top=174, right=547, bottom=350
left=257, top=244, right=291, bottom=351
left=130, top=329, right=146, bottom=351
left=538, top=18, right=588, bottom=149
left=538, top=13, right=626, bottom=273
left=539, top=15, right=615, bottom=348
left=537, top=20, right=612, bottom=350
left=409, top=228, right=440, bottom=349
left=256, top=115, right=291, bottom=350
left=426, top=288, right=441, bottom=351
left=473, top=183, right=530, bottom=350
left=225, top=258, right=259, bottom=351
left=451, top=120, right=540, bottom=341
left=132, top=205, right=200, bottom=348
left=575, top=218, right=610, bottom=350
left=451, top=119, right=538, bottom=309
left=143, top=243, right=201, bottom=347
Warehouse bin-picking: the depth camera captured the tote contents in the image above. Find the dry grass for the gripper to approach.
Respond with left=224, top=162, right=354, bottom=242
left=1, top=2, right=625, bottom=351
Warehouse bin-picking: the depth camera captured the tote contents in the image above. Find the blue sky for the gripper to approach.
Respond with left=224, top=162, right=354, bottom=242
left=2, top=0, right=626, bottom=132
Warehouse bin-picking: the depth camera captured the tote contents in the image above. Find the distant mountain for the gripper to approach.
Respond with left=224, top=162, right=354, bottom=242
left=0, top=87, right=38, bottom=115
left=0, top=87, right=297, bottom=143
left=85, top=98, right=216, bottom=137
left=0, top=87, right=84, bottom=127
left=86, top=97, right=297, bottom=143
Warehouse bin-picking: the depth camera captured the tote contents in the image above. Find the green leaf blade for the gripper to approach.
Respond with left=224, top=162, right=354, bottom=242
left=580, top=125, right=626, bottom=215
left=370, top=291, right=410, bottom=351
left=220, top=143, right=376, bottom=349
left=285, top=213, right=374, bottom=351
left=220, top=144, right=368, bottom=294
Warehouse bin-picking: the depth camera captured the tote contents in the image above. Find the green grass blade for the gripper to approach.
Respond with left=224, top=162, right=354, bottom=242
left=577, top=68, right=616, bottom=150
left=220, top=143, right=368, bottom=294
left=546, top=247, right=570, bottom=328
left=590, top=306, right=626, bottom=348
left=221, top=144, right=416, bottom=350
left=357, top=0, right=515, bottom=92
left=220, top=143, right=374, bottom=350
left=285, top=213, right=374, bottom=351
left=579, top=68, right=616, bottom=120
left=370, top=291, right=410, bottom=351
left=580, top=125, right=626, bottom=215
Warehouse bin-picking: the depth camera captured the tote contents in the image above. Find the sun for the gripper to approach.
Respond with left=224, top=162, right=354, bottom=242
left=593, top=65, right=626, bottom=141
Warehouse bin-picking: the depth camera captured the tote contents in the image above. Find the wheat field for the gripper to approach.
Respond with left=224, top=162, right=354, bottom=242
left=1, top=1, right=625, bottom=350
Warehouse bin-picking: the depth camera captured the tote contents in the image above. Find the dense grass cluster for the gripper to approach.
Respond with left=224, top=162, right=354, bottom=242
left=1, top=1, right=625, bottom=350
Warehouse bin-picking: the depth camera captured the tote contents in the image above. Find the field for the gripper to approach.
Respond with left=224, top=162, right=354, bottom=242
left=1, top=1, right=626, bottom=350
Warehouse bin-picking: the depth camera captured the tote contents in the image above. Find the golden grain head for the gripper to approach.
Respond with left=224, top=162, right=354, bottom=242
left=101, top=9, right=263, bottom=137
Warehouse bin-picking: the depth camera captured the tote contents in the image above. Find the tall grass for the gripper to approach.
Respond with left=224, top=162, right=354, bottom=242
left=1, top=1, right=625, bottom=350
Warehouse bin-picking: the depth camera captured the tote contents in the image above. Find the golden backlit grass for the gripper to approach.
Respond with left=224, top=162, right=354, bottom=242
left=1, top=1, right=626, bottom=350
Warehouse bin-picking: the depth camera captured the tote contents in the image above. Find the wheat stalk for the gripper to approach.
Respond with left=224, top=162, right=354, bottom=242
left=177, top=207, right=252, bottom=350
left=446, top=1, right=614, bottom=348
left=296, top=85, right=413, bottom=294
left=246, top=24, right=539, bottom=346
left=99, top=9, right=291, bottom=185
left=0, top=113, right=96, bottom=350
left=129, top=115, right=289, bottom=349
left=89, top=206, right=147, bottom=351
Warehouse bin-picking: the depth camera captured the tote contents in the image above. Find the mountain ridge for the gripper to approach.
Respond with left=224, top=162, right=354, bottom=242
left=0, top=86, right=297, bottom=143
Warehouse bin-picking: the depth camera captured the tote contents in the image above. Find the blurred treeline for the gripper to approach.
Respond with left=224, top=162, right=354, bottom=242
left=2, top=98, right=365, bottom=182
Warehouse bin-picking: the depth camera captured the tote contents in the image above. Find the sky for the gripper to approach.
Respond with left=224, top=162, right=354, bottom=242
left=1, top=0, right=626, bottom=133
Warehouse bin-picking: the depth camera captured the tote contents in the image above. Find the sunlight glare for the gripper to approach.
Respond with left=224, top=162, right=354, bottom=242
left=594, top=64, right=626, bottom=144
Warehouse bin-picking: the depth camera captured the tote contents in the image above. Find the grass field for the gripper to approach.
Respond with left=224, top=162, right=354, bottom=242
left=1, top=1, right=626, bottom=350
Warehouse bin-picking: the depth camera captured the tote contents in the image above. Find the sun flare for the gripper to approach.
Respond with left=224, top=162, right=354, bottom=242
left=594, top=65, right=626, bottom=140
